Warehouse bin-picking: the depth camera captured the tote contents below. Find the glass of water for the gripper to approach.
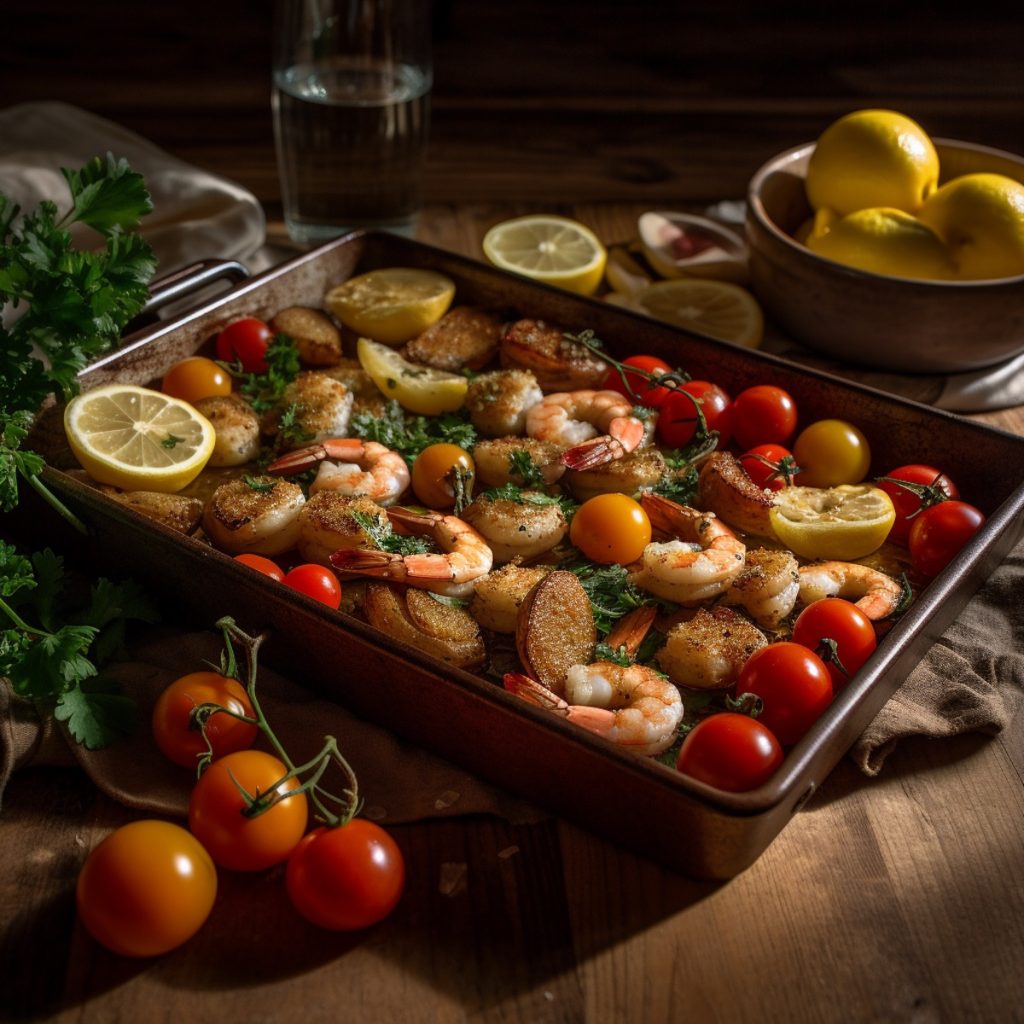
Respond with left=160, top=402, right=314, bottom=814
left=272, top=0, right=433, bottom=246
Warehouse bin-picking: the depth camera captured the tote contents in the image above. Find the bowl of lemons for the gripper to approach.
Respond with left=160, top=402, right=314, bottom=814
left=745, top=109, right=1024, bottom=373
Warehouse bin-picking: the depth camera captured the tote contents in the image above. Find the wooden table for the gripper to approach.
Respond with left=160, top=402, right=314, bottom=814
left=3, top=4, right=1024, bottom=1021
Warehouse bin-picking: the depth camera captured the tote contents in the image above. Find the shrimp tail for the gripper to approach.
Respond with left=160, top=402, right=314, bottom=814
left=603, top=605, right=658, bottom=658
left=329, top=548, right=400, bottom=575
left=267, top=438, right=363, bottom=475
left=503, top=673, right=567, bottom=712
left=560, top=435, right=623, bottom=471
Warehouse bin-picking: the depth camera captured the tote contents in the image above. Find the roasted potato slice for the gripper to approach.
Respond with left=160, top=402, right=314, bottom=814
left=364, top=584, right=486, bottom=670
left=405, top=588, right=482, bottom=643
left=270, top=306, right=343, bottom=366
left=469, top=564, right=553, bottom=634
left=515, top=570, right=596, bottom=695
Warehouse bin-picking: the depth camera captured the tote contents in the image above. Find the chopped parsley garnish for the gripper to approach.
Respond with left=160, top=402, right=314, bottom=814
left=351, top=400, right=477, bottom=467
left=349, top=509, right=431, bottom=556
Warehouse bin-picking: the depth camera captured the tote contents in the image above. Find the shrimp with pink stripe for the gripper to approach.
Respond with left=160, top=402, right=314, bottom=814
left=525, top=389, right=648, bottom=472
left=267, top=438, right=410, bottom=506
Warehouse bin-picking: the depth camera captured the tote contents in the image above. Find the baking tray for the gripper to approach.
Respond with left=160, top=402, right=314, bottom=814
left=25, top=231, right=1024, bottom=879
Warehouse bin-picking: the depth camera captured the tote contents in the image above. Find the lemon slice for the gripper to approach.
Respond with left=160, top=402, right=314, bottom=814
left=357, top=337, right=468, bottom=416
left=325, top=268, right=456, bottom=345
left=482, top=215, right=608, bottom=295
left=64, top=384, right=215, bottom=493
left=769, top=485, right=896, bottom=560
left=623, top=279, right=765, bottom=349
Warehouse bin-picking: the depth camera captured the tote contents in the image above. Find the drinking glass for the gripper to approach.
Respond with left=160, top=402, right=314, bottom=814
left=272, top=0, right=432, bottom=245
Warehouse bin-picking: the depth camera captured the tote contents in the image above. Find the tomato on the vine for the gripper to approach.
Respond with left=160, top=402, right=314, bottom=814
left=234, top=552, right=286, bottom=582
left=215, top=317, right=273, bottom=374
left=283, top=564, right=342, bottom=609
left=188, top=749, right=309, bottom=871
left=791, top=598, right=877, bottom=689
left=412, top=443, right=474, bottom=509
left=876, top=464, right=960, bottom=545
left=77, top=820, right=217, bottom=957
left=739, top=443, right=798, bottom=492
left=603, top=354, right=674, bottom=407
left=730, top=384, right=797, bottom=450
left=908, top=499, right=985, bottom=577
left=286, top=820, right=406, bottom=931
left=656, top=380, right=732, bottom=448
left=161, top=356, right=231, bottom=404
left=676, top=713, right=783, bottom=792
left=152, top=671, right=258, bottom=769
left=569, top=493, right=651, bottom=564
left=736, top=642, right=833, bottom=747
left=793, top=418, right=871, bottom=487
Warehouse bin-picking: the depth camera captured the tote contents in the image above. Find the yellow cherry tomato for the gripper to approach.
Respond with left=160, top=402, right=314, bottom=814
left=569, top=493, right=651, bottom=564
left=412, top=444, right=475, bottom=509
left=161, top=356, right=232, bottom=404
left=793, top=418, right=872, bottom=487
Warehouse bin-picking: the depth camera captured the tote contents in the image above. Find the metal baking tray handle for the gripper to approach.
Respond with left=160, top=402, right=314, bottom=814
left=124, top=259, right=251, bottom=335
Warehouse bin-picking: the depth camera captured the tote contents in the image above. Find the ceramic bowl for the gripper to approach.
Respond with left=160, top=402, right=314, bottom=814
left=745, top=139, right=1024, bottom=373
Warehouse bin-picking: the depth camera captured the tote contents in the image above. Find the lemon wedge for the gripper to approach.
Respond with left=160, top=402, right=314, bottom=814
left=482, top=215, right=607, bottom=295
left=622, top=279, right=765, bottom=349
left=325, top=268, right=456, bottom=345
left=357, top=337, right=468, bottom=416
left=64, top=384, right=215, bottom=493
left=769, top=485, right=896, bottom=560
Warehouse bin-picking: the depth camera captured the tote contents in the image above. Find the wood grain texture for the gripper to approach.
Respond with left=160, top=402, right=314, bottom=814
left=3, top=3, right=1023, bottom=1021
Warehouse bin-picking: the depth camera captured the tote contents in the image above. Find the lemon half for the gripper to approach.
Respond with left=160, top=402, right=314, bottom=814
left=64, top=384, right=215, bottom=493
left=769, top=484, right=896, bottom=560
left=623, top=279, right=765, bottom=349
left=325, top=268, right=455, bottom=345
left=357, top=337, right=468, bottom=416
left=482, top=215, right=607, bottom=295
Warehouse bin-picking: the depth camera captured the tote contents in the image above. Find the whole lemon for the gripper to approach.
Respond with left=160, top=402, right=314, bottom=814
left=806, top=109, right=940, bottom=217
left=916, top=172, right=1024, bottom=280
left=806, top=207, right=955, bottom=280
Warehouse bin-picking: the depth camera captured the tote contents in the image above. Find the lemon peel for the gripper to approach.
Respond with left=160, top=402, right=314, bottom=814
left=357, top=337, right=468, bottom=415
left=769, top=485, right=896, bottom=561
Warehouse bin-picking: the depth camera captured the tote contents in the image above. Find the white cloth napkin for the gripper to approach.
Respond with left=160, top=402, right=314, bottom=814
left=0, top=101, right=267, bottom=276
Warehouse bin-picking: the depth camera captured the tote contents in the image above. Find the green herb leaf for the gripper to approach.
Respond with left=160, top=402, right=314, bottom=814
left=351, top=400, right=477, bottom=467
left=61, top=154, right=153, bottom=235
left=54, top=676, right=136, bottom=749
left=349, top=509, right=431, bottom=556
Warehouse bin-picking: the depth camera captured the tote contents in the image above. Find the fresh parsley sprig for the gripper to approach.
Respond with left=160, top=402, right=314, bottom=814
left=0, top=540, right=159, bottom=748
left=351, top=400, right=477, bottom=468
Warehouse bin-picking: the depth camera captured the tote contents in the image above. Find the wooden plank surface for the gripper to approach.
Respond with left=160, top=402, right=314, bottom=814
left=2, top=3, right=1024, bottom=1021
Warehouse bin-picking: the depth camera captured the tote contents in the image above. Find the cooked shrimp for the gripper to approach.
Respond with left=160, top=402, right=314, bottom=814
left=503, top=665, right=683, bottom=756
left=632, top=492, right=746, bottom=605
left=468, top=563, right=553, bottom=634
left=698, top=450, right=777, bottom=537
left=194, top=393, right=262, bottom=467
left=656, top=606, right=767, bottom=691
left=271, top=371, right=354, bottom=448
left=472, top=436, right=566, bottom=488
left=404, top=306, right=504, bottom=372
left=329, top=506, right=493, bottom=598
left=465, top=369, right=544, bottom=438
left=267, top=438, right=410, bottom=506
left=526, top=390, right=647, bottom=472
left=296, top=492, right=389, bottom=565
left=269, top=306, right=342, bottom=366
left=563, top=447, right=666, bottom=503
left=500, top=318, right=607, bottom=391
left=202, top=477, right=305, bottom=556
left=461, top=491, right=568, bottom=563
left=724, top=546, right=800, bottom=628
left=798, top=561, right=904, bottom=620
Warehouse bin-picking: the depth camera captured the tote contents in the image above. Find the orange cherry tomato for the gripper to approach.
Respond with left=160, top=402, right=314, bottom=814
left=161, top=356, right=232, bottom=404
left=569, top=493, right=651, bottom=564
left=411, top=443, right=475, bottom=509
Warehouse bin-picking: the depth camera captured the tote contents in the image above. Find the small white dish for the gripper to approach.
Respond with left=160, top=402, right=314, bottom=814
left=638, top=211, right=750, bottom=283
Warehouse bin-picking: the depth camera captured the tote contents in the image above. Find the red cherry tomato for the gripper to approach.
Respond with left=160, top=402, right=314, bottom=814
left=234, top=552, right=286, bottom=582
left=286, top=820, right=406, bottom=931
left=736, top=642, right=833, bottom=747
left=908, top=499, right=985, bottom=577
left=161, top=356, right=232, bottom=404
left=77, top=820, right=217, bottom=957
left=215, top=317, right=273, bottom=373
left=282, top=564, right=343, bottom=608
left=876, top=464, right=960, bottom=545
left=189, top=749, right=308, bottom=871
left=739, top=443, right=798, bottom=492
left=602, top=354, right=674, bottom=407
left=151, top=671, right=258, bottom=769
left=676, top=713, right=783, bottom=792
left=791, top=598, right=877, bottom=689
left=569, top=493, right=652, bottom=564
left=730, top=385, right=797, bottom=450
left=656, top=380, right=732, bottom=448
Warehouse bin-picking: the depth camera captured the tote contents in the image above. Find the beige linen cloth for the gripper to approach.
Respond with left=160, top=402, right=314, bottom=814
left=1, top=106, right=1022, bottom=826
